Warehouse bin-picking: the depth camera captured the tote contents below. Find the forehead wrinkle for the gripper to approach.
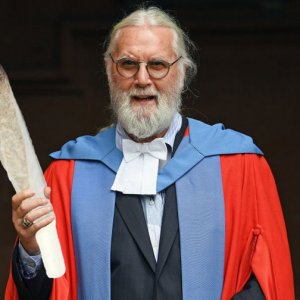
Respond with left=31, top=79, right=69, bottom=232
left=112, top=25, right=177, bottom=59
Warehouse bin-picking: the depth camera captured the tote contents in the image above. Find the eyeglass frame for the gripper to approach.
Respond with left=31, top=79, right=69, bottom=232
left=109, top=53, right=182, bottom=79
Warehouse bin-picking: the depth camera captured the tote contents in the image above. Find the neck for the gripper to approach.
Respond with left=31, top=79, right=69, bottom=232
left=127, top=128, right=168, bottom=143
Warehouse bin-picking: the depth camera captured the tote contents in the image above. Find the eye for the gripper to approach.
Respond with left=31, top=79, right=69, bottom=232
left=148, top=60, right=168, bottom=71
left=118, top=59, right=138, bottom=69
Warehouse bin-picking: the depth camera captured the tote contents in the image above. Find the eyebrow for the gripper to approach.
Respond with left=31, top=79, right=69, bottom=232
left=117, top=55, right=170, bottom=61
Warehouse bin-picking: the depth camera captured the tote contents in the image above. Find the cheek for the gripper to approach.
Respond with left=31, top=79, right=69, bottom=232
left=155, top=74, right=177, bottom=93
left=111, top=78, right=129, bottom=92
left=111, top=73, right=133, bottom=91
left=167, top=70, right=183, bottom=91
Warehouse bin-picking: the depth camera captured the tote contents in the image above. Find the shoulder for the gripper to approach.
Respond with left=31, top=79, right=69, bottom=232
left=187, top=118, right=263, bottom=156
left=220, top=153, right=275, bottom=188
left=49, top=126, right=116, bottom=160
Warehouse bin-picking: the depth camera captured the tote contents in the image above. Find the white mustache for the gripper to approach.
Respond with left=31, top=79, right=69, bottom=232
left=128, top=88, right=158, bottom=97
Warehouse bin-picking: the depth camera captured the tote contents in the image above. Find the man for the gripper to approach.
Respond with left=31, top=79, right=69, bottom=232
left=6, top=6, right=294, bottom=300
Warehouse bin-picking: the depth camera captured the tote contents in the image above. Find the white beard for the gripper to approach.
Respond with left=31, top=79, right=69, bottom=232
left=109, top=83, right=183, bottom=140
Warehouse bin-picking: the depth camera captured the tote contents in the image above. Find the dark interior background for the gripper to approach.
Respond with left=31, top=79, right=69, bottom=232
left=0, top=0, right=299, bottom=298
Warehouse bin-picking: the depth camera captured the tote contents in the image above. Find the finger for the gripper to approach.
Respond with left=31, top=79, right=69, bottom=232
left=16, top=197, right=50, bottom=218
left=21, top=216, right=33, bottom=228
left=12, top=190, right=35, bottom=210
left=25, top=205, right=54, bottom=224
left=19, top=214, right=55, bottom=237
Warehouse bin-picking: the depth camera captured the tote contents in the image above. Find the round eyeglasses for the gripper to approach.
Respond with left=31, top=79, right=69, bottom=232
left=110, top=54, right=182, bottom=79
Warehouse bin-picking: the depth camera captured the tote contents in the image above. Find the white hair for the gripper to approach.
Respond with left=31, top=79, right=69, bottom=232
left=104, top=6, right=197, bottom=87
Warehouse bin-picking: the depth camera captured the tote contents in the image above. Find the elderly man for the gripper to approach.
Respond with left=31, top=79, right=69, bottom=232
left=6, top=6, right=294, bottom=300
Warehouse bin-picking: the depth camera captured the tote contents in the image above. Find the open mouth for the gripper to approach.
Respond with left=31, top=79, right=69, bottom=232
left=131, top=95, right=157, bottom=101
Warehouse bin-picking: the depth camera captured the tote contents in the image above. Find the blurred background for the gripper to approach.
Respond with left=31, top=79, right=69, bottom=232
left=0, top=0, right=299, bottom=298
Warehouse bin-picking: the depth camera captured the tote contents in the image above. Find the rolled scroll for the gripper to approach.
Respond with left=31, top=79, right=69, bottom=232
left=0, top=66, right=65, bottom=278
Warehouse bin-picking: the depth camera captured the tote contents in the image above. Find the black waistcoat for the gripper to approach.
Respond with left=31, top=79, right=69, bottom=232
left=111, top=118, right=188, bottom=300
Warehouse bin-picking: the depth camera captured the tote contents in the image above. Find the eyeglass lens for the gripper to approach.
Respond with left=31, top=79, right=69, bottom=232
left=117, top=58, right=170, bottom=79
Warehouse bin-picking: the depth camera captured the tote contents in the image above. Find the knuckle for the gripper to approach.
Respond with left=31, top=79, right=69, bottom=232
left=18, top=203, right=27, bottom=214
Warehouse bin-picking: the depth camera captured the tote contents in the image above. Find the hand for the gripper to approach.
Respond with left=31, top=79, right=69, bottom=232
left=12, top=187, right=55, bottom=255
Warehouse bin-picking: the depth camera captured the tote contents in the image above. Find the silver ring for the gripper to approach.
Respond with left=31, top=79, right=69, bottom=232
left=22, top=217, right=33, bottom=228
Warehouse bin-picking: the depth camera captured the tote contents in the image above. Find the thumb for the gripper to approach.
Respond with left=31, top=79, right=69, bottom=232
left=44, top=186, right=51, bottom=199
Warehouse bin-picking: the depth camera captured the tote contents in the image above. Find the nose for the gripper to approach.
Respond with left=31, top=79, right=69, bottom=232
left=134, top=63, right=152, bottom=87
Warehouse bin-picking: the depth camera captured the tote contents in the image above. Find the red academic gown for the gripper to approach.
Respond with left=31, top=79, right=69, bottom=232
left=5, top=154, right=294, bottom=299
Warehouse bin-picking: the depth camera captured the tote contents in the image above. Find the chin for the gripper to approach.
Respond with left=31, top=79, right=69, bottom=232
left=130, top=103, right=157, bottom=119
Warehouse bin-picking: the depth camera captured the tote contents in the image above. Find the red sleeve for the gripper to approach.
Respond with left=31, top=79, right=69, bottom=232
left=5, top=160, right=77, bottom=300
left=45, top=160, right=77, bottom=300
left=221, top=154, right=294, bottom=300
